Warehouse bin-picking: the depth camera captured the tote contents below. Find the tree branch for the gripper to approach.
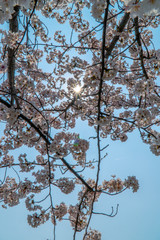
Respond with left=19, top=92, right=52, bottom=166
left=8, top=5, right=20, bottom=107
left=105, top=12, right=130, bottom=59
left=0, top=97, right=93, bottom=191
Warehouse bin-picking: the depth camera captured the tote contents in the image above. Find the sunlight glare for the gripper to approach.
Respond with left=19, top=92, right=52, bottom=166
left=73, top=85, right=82, bottom=93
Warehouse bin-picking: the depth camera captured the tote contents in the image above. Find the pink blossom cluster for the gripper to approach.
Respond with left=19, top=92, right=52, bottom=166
left=124, top=176, right=139, bottom=193
left=52, top=202, right=67, bottom=221
left=0, top=0, right=32, bottom=24
left=103, top=176, right=139, bottom=193
left=84, top=229, right=101, bottom=240
left=123, top=0, right=160, bottom=18
left=0, top=177, right=19, bottom=207
left=68, top=204, right=88, bottom=231
left=4, top=107, right=20, bottom=126
left=56, top=177, right=75, bottom=194
left=27, top=211, right=49, bottom=228
left=102, top=178, right=124, bottom=193
left=149, top=133, right=160, bottom=156
left=90, top=0, right=107, bottom=20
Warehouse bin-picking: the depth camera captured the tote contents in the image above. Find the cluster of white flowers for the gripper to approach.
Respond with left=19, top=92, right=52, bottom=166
left=56, top=178, right=75, bottom=194
left=95, top=115, right=112, bottom=126
left=18, top=153, right=35, bottom=172
left=102, top=178, right=124, bottom=193
left=119, top=133, right=128, bottom=142
left=31, top=14, right=50, bottom=42
left=0, top=177, right=19, bottom=207
left=134, top=80, right=154, bottom=96
left=2, top=31, right=22, bottom=49
left=103, top=63, right=118, bottom=81
left=102, top=176, right=139, bottom=193
left=4, top=107, right=20, bottom=125
left=129, top=44, right=141, bottom=57
left=32, top=168, right=54, bottom=185
left=134, top=108, right=151, bottom=127
left=18, top=180, right=32, bottom=198
left=90, top=0, right=107, bottom=20
left=84, top=229, right=101, bottom=240
left=123, top=0, right=160, bottom=18
left=49, top=132, right=79, bottom=157
left=71, top=137, right=89, bottom=166
left=68, top=204, right=87, bottom=231
left=54, top=30, right=66, bottom=44
left=78, top=179, right=101, bottom=209
left=49, top=140, right=57, bottom=153
left=0, top=0, right=32, bottom=24
left=27, top=211, right=49, bottom=228
left=3, top=190, right=19, bottom=207
left=53, top=202, right=67, bottom=221
left=0, top=154, right=14, bottom=166
left=27, top=213, right=42, bottom=228
left=124, top=176, right=139, bottom=192
left=25, top=194, right=42, bottom=211
left=103, top=68, right=118, bottom=81
left=150, top=133, right=160, bottom=156
left=49, top=140, right=68, bottom=157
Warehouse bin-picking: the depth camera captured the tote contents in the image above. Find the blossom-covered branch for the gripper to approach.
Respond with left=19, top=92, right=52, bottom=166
left=0, top=0, right=160, bottom=239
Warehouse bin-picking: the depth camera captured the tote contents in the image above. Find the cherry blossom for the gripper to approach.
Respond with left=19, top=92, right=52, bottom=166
left=52, top=202, right=67, bottom=221
left=123, top=0, right=160, bottom=18
left=56, top=178, right=75, bottom=194
left=0, top=0, right=159, bottom=239
left=84, top=229, right=101, bottom=240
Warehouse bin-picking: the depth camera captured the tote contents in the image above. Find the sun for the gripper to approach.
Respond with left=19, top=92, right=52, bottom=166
left=73, top=85, right=82, bottom=94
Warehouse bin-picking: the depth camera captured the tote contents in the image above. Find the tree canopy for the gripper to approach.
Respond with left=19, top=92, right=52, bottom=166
left=0, top=0, right=160, bottom=239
